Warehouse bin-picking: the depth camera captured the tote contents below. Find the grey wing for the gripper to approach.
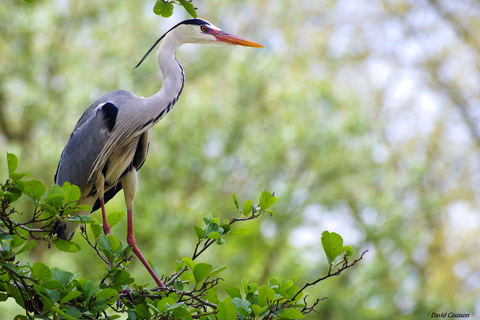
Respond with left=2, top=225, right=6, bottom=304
left=55, top=101, right=118, bottom=190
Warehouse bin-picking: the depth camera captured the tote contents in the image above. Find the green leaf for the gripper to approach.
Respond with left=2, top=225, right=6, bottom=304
left=209, top=265, right=227, bottom=277
left=53, top=239, right=81, bottom=253
left=96, top=288, right=119, bottom=304
left=206, top=287, right=219, bottom=304
left=153, top=0, right=174, bottom=17
left=225, top=286, right=242, bottom=299
left=252, top=304, right=267, bottom=316
left=90, top=298, right=108, bottom=313
left=83, top=280, right=100, bottom=301
left=280, top=308, right=304, bottom=319
left=46, top=288, right=61, bottom=302
left=217, top=297, right=236, bottom=320
left=157, top=297, right=176, bottom=312
left=0, top=233, right=13, bottom=240
left=194, top=226, right=205, bottom=239
left=108, top=235, right=122, bottom=253
left=107, top=211, right=126, bottom=228
left=207, top=231, right=221, bottom=240
left=7, top=153, right=18, bottom=176
left=259, top=191, right=278, bottom=211
left=181, top=256, right=195, bottom=270
left=62, top=182, right=81, bottom=203
left=0, top=293, right=8, bottom=302
left=34, top=284, right=54, bottom=312
left=97, top=235, right=111, bottom=253
left=11, top=234, right=26, bottom=248
left=230, top=228, right=250, bottom=235
left=232, top=297, right=252, bottom=317
left=65, top=307, right=82, bottom=319
left=22, top=180, right=46, bottom=201
left=90, top=220, right=103, bottom=240
left=67, top=215, right=94, bottom=224
left=50, top=306, right=77, bottom=320
left=221, top=220, right=231, bottom=234
left=45, top=185, right=65, bottom=209
left=60, top=290, right=82, bottom=304
left=127, top=310, right=136, bottom=320
left=344, top=245, right=354, bottom=256
left=42, top=280, right=64, bottom=290
left=148, top=259, right=160, bottom=277
left=16, top=240, right=36, bottom=255
left=232, top=194, right=240, bottom=210
left=193, top=263, right=213, bottom=284
left=169, top=303, right=191, bottom=319
left=53, top=268, right=76, bottom=288
left=258, top=285, right=275, bottom=306
left=111, top=270, right=134, bottom=288
left=134, top=303, right=151, bottom=319
left=242, top=200, right=253, bottom=215
left=179, top=0, right=197, bottom=18
left=39, top=203, right=58, bottom=218
left=321, top=231, right=344, bottom=264
left=32, top=262, right=51, bottom=282
left=5, top=187, right=23, bottom=203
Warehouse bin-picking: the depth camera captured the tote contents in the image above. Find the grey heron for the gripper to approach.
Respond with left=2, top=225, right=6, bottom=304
left=54, top=18, right=263, bottom=288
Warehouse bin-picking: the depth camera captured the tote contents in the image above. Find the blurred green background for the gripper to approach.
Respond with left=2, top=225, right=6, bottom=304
left=1, top=0, right=480, bottom=318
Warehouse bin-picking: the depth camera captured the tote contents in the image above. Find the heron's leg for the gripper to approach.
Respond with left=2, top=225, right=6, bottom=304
left=100, top=198, right=110, bottom=236
left=121, top=170, right=165, bottom=289
left=97, top=175, right=111, bottom=236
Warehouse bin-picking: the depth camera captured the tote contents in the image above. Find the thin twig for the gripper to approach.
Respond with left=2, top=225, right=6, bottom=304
left=290, top=250, right=368, bottom=302
left=165, top=266, right=188, bottom=287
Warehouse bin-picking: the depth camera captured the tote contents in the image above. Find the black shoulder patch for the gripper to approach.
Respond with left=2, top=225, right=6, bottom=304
left=101, top=102, right=118, bottom=132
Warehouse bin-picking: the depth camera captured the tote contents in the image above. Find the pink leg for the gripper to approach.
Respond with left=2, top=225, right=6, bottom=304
left=127, top=209, right=165, bottom=288
left=121, top=170, right=165, bottom=289
left=100, top=197, right=111, bottom=236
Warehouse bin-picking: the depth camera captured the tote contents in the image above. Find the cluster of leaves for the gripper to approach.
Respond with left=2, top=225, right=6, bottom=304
left=1, top=153, right=366, bottom=319
left=153, top=0, right=197, bottom=18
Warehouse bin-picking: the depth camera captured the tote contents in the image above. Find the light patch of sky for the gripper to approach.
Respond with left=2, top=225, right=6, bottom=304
left=394, top=271, right=417, bottom=314
left=447, top=201, right=480, bottom=234
left=203, top=137, right=224, bottom=159
left=445, top=201, right=480, bottom=259
left=289, top=203, right=364, bottom=251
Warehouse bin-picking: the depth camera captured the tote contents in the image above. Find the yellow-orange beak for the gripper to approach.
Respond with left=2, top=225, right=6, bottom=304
left=211, top=29, right=264, bottom=48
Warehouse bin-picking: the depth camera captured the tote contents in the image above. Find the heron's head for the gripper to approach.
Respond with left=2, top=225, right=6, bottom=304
left=171, top=19, right=264, bottom=47
left=135, top=18, right=263, bottom=68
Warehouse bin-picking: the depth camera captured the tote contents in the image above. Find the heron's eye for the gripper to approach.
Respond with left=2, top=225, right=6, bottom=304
left=200, top=25, right=209, bottom=32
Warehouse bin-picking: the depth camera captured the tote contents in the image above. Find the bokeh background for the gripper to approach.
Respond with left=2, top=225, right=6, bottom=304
left=2, top=0, right=480, bottom=318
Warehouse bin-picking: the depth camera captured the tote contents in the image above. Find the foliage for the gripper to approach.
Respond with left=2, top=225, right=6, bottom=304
left=153, top=0, right=197, bottom=18
left=1, top=153, right=365, bottom=319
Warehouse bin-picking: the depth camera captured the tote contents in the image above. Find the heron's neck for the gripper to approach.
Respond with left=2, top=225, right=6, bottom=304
left=146, top=38, right=185, bottom=122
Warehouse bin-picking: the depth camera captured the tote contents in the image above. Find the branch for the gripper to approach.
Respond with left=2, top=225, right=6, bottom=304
left=192, top=209, right=264, bottom=260
left=290, top=250, right=368, bottom=302
left=165, top=265, right=188, bottom=287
